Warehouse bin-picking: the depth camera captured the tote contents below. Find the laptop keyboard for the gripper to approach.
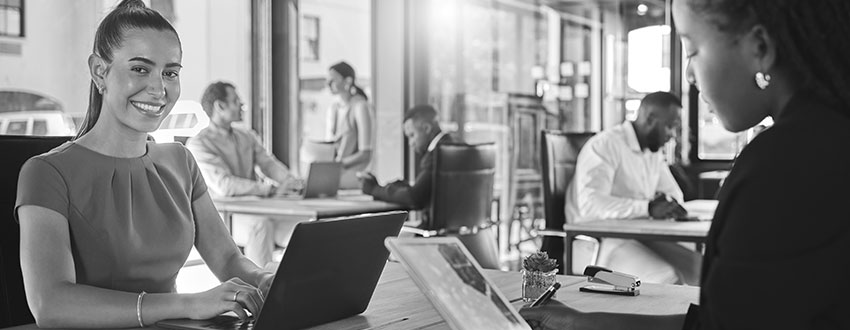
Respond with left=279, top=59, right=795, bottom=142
left=205, top=315, right=255, bottom=330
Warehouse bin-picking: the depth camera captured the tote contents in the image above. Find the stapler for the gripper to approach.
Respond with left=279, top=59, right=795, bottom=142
left=579, top=265, right=641, bottom=296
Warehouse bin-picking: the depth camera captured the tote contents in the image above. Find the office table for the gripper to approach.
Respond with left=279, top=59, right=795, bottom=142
left=214, top=192, right=406, bottom=229
left=3, top=262, right=698, bottom=330
left=562, top=200, right=717, bottom=275
left=563, top=219, right=712, bottom=275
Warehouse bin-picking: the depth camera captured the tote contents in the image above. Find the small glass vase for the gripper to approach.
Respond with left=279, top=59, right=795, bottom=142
left=521, top=269, right=557, bottom=302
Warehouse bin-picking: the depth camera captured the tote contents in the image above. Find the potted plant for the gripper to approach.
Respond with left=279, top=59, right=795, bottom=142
left=521, top=251, right=558, bottom=301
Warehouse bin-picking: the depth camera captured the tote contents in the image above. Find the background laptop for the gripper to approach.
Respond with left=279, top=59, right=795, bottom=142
left=283, top=161, right=342, bottom=199
left=385, top=237, right=531, bottom=330
left=158, top=211, right=408, bottom=330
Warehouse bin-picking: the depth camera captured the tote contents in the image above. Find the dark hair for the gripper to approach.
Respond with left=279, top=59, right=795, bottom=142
left=403, top=104, right=439, bottom=124
left=329, top=61, right=368, bottom=101
left=76, top=0, right=182, bottom=139
left=640, top=91, right=682, bottom=110
left=686, top=0, right=850, bottom=113
left=200, top=81, right=235, bottom=117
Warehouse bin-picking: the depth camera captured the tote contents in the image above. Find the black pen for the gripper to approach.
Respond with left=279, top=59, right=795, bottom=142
left=530, top=282, right=561, bottom=307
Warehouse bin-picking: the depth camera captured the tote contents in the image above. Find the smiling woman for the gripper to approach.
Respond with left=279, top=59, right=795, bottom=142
left=14, top=0, right=274, bottom=328
left=75, top=1, right=184, bottom=143
left=81, top=28, right=183, bottom=143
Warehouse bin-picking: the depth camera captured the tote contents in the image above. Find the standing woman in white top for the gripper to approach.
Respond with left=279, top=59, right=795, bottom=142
left=326, top=61, right=374, bottom=189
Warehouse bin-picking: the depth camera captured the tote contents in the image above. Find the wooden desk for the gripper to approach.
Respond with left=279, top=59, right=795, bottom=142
left=3, top=262, right=698, bottom=330
left=214, top=193, right=405, bottom=229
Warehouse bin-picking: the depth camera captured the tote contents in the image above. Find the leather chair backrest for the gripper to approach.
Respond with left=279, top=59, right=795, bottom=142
left=0, top=135, right=71, bottom=328
left=428, top=143, right=499, bottom=269
left=540, top=131, right=594, bottom=229
left=428, top=143, right=496, bottom=231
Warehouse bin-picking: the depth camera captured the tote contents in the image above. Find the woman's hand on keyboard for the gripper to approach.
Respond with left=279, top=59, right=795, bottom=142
left=185, top=277, right=263, bottom=320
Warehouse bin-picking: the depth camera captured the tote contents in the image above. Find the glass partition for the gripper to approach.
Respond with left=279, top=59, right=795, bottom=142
left=296, top=0, right=371, bottom=175
left=414, top=0, right=678, bottom=220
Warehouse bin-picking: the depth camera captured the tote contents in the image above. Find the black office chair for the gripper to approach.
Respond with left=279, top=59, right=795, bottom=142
left=404, top=143, right=500, bottom=269
left=538, top=130, right=598, bottom=274
left=0, top=135, right=72, bottom=328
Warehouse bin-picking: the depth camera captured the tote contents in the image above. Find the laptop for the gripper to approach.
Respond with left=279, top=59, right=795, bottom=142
left=283, top=161, right=342, bottom=199
left=157, top=211, right=408, bottom=330
left=384, top=237, right=531, bottom=330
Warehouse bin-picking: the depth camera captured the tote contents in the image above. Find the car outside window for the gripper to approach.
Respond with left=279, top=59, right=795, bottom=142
left=7, top=120, right=27, bottom=134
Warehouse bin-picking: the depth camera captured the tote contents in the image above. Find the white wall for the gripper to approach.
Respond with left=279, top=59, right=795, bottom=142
left=300, top=0, right=371, bottom=81
left=171, top=0, right=252, bottom=119
left=0, top=0, right=252, bottom=122
left=0, top=0, right=101, bottom=115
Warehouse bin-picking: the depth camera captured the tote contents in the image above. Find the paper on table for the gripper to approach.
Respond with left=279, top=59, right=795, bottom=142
left=683, top=199, right=719, bottom=220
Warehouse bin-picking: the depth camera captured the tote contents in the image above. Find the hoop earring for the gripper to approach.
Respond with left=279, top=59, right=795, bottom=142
left=755, top=72, right=771, bottom=90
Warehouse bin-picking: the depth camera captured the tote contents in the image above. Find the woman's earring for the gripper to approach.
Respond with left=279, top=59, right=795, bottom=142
left=97, top=84, right=105, bottom=94
left=755, top=72, right=771, bottom=90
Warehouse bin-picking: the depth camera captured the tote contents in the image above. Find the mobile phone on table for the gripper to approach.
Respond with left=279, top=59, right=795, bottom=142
left=675, top=215, right=701, bottom=222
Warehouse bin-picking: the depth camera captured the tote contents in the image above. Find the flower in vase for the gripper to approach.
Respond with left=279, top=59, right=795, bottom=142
left=522, top=251, right=558, bottom=273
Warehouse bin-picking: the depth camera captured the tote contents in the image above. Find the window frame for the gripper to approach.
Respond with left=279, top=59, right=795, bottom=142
left=301, top=14, right=320, bottom=62
left=0, top=0, right=25, bottom=38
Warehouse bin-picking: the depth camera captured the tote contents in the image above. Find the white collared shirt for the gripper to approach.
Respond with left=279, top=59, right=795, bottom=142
left=565, top=121, right=683, bottom=223
left=426, top=131, right=448, bottom=152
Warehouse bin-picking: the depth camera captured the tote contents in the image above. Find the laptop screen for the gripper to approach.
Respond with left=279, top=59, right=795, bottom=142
left=386, top=237, right=530, bottom=330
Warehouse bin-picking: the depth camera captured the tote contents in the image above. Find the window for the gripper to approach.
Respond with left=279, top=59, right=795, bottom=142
left=0, top=1, right=249, bottom=138
left=6, top=119, right=26, bottom=134
left=0, top=0, right=23, bottom=37
left=32, top=119, right=46, bottom=135
left=415, top=0, right=678, bottom=219
left=616, top=1, right=674, bottom=122
left=296, top=0, right=371, bottom=174
left=301, top=15, right=320, bottom=62
left=695, top=96, right=773, bottom=160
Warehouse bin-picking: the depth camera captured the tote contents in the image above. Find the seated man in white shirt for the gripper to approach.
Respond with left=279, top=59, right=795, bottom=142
left=187, top=81, right=302, bottom=267
left=565, top=91, right=701, bottom=285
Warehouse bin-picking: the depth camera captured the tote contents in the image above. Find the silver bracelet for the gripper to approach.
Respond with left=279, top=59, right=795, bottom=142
left=136, top=291, right=147, bottom=328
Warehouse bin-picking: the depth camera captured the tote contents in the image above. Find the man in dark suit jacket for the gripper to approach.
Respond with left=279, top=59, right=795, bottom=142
left=358, top=104, right=451, bottom=209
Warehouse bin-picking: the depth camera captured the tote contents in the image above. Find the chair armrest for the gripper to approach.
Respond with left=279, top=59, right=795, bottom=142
left=533, top=229, right=567, bottom=238
left=401, top=226, right=439, bottom=237
left=531, top=230, right=600, bottom=245
left=575, top=234, right=599, bottom=245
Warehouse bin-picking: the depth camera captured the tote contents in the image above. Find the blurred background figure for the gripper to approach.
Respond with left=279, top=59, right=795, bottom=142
left=187, top=81, right=303, bottom=267
left=359, top=104, right=451, bottom=220
left=326, top=61, right=374, bottom=189
left=566, top=92, right=700, bottom=285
